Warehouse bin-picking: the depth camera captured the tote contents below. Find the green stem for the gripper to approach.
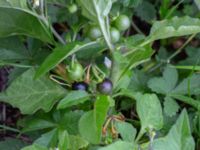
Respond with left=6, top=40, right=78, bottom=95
left=148, top=34, right=196, bottom=73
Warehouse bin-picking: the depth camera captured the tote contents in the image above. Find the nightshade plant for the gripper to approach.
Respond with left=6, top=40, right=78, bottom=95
left=0, top=0, right=200, bottom=150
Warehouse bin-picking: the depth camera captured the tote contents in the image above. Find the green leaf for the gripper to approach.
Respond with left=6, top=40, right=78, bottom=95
left=152, top=110, right=195, bottom=150
left=135, top=1, right=156, bottom=23
left=164, top=96, right=180, bottom=117
left=98, top=141, right=135, bottom=150
left=135, top=93, right=163, bottom=133
left=0, top=69, right=66, bottom=114
left=0, top=5, right=53, bottom=43
left=77, top=0, right=113, bottom=50
left=35, top=41, right=97, bottom=79
left=22, top=118, right=56, bottom=132
left=77, top=0, right=112, bottom=22
left=58, top=130, right=69, bottom=150
left=173, top=74, right=200, bottom=95
left=34, top=129, right=58, bottom=148
left=115, top=121, right=137, bottom=142
left=79, top=111, right=100, bottom=144
left=21, top=144, right=48, bottom=150
left=94, top=95, right=110, bottom=137
left=0, top=37, right=27, bottom=62
left=57, top=91, right=90, bottom=109
left=0, top=138, right=28, bottom=150
left=148, top=65, right=178, bottom=94
left=59, top=111, right=83, bottom=135
left=68, top=135, right=89, bottom=150
left=170, top=94, right=200, bottom=111
left=149, top=16, right=200, bottom=41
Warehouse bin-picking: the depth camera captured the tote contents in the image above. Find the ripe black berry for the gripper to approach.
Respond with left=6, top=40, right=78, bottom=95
left=97, top=78, right=113, bottom=95
left=72, top=82, right=88, bottom=91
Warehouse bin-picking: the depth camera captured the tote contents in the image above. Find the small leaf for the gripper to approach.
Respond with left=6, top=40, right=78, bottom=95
left=152, top=110, right=195, bottom=150
left=149, top=16, right=200, bottom=41
left=57, top=91, right=90, bottom=109
left=0, top=69, right=66, bottom=114
left=135, top=93, right=163, bottom=133
left=164, top=96, right=180, bottom=117
left=115, top=121, right=137, bottom=142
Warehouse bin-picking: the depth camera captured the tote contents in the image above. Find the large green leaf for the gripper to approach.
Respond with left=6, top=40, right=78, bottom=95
left=149, top=16, right=200, bottom=41
left=0, top=69, right=66, bottom=114
left=98, top=141, right=135, bottom=150
left=135, top=93, right=163, bottom=134
left=152, top=110, right=195, bottom=150
left=57, top=91, right=90, bottom=109
left=35, top=41, right=97, bottom=79
left=0, top=5, right=53, bottom=43
left=68, top=135, right=89, bottom=150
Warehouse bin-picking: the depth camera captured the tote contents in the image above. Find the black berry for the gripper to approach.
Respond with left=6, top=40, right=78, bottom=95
left=97, top=78, right=113, bottom=95
left=72, top=82, right=88, bottom=91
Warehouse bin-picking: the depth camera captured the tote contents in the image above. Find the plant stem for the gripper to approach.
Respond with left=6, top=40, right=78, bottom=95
left=131, top=21, right=144, bottom=35
left=148, top=34, right=196, bottom=73
left=39, top=0, right=66, bottom=45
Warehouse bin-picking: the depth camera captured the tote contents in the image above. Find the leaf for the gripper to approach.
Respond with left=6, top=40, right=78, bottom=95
left=77, top=0, right=112, bottom=51
left=0, top=69, right=66, bottom=114
left=195, top=0, right=200, bottom=10
left=79, top=96, right=110, bottom=144
left=148, top=65, right=178, bottom=94
left=115, top=121, right=137, bottom=142
left=152, top=110, right=195, bottom=150
left=34, top=129, right=58, bottom=147
left=58, top=130, right=69, bottom=150
left=135, top=93, right=163, bottom=133
left=173, top=74, right=200, bottom=95
left=0, top=138, right=28, bottom=150
left=57, top=91, right=90, bottom=109
left=135, top=1, right=156, bottom=23
left=149, top=16, right=200, bottom=41
left=98, top=141, right=135, bottom=150
left=0, top=37, right=27, bottom=62
left=79, top=111, right=100, bottom=144
left=21, top=144, right=48, bottom=150
left=0, top=5, right=53, bottom=43
left=22, top=118, right=56, bottom=132
left=170, top=94, right=200, bottom=111
left=35, top=41, right=97, bottom=79
left=164, top=96, right=179, bottom=117
left=77, top=0, right=112, bottom=22
left=60, top=111, right=83, bottom=135
left=68, top=135, right=89, bottom=150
